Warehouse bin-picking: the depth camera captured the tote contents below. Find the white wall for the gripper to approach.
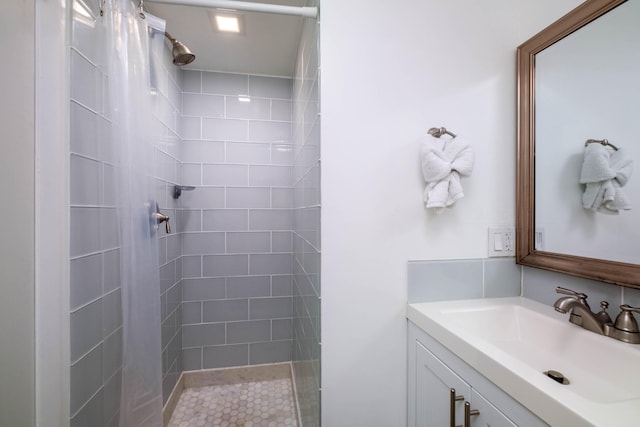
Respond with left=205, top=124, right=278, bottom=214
left=0, top=1, right=36, bottom=425
left=320, top=0, right=581, bottom=425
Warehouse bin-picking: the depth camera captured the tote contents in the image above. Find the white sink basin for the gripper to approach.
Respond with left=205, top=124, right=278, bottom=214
left=408, top=297, right=640, bottom=426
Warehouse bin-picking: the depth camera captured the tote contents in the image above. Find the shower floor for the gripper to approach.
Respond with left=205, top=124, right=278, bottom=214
left=167, top=364, right=299, bottom=427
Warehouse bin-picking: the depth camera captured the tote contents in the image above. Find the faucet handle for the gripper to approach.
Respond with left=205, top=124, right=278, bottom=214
left=614, top=305, right=640, bottom=333
left=556, top=287, right=590, bottom=308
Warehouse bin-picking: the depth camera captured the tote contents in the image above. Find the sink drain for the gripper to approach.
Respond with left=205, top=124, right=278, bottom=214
left=543, top=370, right=570, bottom=385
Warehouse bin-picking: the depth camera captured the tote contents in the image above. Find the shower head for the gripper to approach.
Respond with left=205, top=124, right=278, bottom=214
left=164, top=32, right=196, bottom=66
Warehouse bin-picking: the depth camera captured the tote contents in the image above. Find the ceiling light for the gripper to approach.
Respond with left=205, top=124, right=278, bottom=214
left=215, top=15, right=240, bottom=33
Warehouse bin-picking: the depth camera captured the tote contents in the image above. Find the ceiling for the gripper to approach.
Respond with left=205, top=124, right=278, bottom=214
left=145, top=0, right=306, bottom=77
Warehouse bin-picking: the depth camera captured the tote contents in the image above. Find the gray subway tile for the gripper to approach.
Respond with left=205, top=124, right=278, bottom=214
left=182, top=70, right=202, bottom=93
left=202, top=72, right=248, bottom=96
left=70, top=154, right=101, bottom=206
left=407, top=259, right=483, bottom=303
left=271, top=99, right=292, bottom=121
left=226, top=232, right=271, bottom=254
left=182, top=348, right=202, bottom=371
left=203, top=254, right=249, bottom=277
left=183, top=93, right=224, bottom=117
left=70, top=299, right=103, bottom=362
left=226, top=96, right=270, bottom=120
left=249, top=340, right=292, bottom=365
left=248, top=75, right=292, bottom=99
left=226, top=276, right=271, bottom=298
left=203, top=299, right=248, bottom=322
left=272, top=275, right=293, bottom=296
left=70, top=49, right=98, bottom=110
left=249, top=165, right=291, bottom=187
left=273, top=319, right=292, bottom=340
left=249, top=297, right=292, bottom=320
left=182, top=302, right=202, bottom=324
left=70, top=343, right=103, bottom=414
left=70, top=102, right=99, bottom=159
left=181, top=256, right=202, bottom=279
left=271, top=188, right=293, bottom=208
left=180, top=187, right=225, bottom=209
left=183, top=232, right=226, bottom=255
left=226, top=142, right=270, bottom=164
left=70, top=254, right=103, bottom=310
left=271, top=143, right=293, bottom=166
left=226, top=188, right=271, bottom=208
left=70, top=207, right=101, bottom=257
left=203, top=209, right=248, bottom=231
left=249, top=210, right=292, bottom=231
left=203, top=344, right=248, bottom=369
left=103, top=328, right=122, bottom=381
left=182, top=323, right=226, bottom=347
left=272, top=232, right=292, bottom=252
left=102, top=370, right=121, bottom=426
left=227, top=320, right=271, bottom=344
left=483, top=259, right=522, bottom=298
left=180, top=209, right=202, bottom=232
left=182, top=140, right=225, bottom=163
left=203, top=118, right=248, bottom=141
left=167, top=234, right=181, bottom=261
left=99, top=208, right=118, bottom=250
left=203, top=164, right=248, bottom=186
left=249, top=121, right=291, bottom=144
left=102, top=289, right=122, bottom=338
left=181, top=163, right=201, bottom=186
left=249, top=254, right=292, bottom=275
left=71, top=389, right=103, bottom=427
left=181, top=117, right=201, bottom=139
left=182, top=277, right=226, bottom=301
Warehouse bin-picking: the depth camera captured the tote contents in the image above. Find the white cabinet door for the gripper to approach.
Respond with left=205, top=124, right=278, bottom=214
left=470, top=389, right=517, bottom=427
left=415, top=341, right=471, bottom=427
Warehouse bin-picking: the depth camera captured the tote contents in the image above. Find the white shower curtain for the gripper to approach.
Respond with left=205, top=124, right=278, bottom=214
left=104, top=1, right=166, bottom=425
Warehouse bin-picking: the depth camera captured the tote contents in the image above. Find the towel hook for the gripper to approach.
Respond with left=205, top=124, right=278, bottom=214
left=585, top=138, right=618, bottom=151
left=428, top=127, right=457, bottom=138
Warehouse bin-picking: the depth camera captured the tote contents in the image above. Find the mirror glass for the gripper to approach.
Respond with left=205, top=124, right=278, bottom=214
left=534, top=0, right=640, bottom=264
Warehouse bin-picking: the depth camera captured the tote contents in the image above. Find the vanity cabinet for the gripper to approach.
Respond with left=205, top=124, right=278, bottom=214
left=408, top=322, right=548, bottom=427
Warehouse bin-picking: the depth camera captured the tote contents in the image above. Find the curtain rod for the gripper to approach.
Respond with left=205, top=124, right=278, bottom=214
left=146, top=0, right=318, bottom=18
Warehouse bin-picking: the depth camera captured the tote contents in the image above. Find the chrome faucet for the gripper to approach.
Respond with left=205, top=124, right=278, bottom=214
left=553, top=286, right=640, bottom=344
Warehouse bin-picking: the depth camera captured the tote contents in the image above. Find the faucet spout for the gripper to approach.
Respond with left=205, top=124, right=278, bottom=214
left=555, top=298, right=606, bottom=335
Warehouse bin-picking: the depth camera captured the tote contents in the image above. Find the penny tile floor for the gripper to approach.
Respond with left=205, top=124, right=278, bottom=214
left=168, top=378, right=298, bottom=427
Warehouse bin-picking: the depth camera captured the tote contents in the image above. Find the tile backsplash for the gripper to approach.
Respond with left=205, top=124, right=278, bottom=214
left=408, top=258, right=522, bottom=303
left=408, top=257, right=640, bottom=315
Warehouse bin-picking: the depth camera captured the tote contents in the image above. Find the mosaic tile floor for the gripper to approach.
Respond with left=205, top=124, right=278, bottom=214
left=168, top=378, right=298, bottom=427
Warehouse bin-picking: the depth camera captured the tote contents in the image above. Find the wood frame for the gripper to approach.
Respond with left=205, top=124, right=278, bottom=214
left=515, top=0, right=640, bottom=287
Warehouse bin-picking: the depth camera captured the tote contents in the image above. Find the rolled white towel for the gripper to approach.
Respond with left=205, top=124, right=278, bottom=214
left=579, top=143, right=632, bottom=214
left=421, top=135, right=474, bottom=212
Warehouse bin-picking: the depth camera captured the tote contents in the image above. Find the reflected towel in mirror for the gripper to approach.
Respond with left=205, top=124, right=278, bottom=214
left=579, top=143, right=632, bottom=214
left=420, top=135, right=474, bottom=213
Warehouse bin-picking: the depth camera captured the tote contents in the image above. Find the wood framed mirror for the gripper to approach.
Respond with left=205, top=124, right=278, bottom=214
left=516, top=0, right=640, bottom=288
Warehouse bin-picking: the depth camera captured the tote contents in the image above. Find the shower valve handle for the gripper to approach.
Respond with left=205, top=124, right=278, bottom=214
left=153, top=211, right=171, bottom=234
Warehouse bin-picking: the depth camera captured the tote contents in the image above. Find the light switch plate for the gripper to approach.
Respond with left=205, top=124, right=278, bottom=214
left=488, top=227, right=515, bottom=257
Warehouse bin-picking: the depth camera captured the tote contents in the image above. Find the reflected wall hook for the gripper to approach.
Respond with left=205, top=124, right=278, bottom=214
left=585, top=138, right=618, bottom=151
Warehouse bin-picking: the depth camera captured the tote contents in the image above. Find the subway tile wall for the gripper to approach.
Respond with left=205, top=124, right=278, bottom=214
left=407, top=258, right=522, bottom=303
left=68, top=1, right=183, bottom=425
left=179, top=70, right=294, bottom=370
left=291, top=2, right=322, bottom=426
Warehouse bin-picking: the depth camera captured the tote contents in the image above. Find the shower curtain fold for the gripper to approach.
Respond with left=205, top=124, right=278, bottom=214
left=104, top=1, right=166, bottom=425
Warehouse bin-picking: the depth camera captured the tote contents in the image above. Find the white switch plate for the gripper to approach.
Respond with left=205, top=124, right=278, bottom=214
left=488, top=227, right=515, bottom=257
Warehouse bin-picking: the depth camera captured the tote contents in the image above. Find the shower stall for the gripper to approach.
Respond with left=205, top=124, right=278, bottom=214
left=37, top=0, right=321, bottom=425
